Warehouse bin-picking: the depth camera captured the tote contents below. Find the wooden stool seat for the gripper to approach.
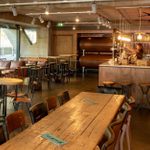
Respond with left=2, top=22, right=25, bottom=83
left=139, top=83, right=150, bottom=87
left=103, top=81, right=115, bottom=86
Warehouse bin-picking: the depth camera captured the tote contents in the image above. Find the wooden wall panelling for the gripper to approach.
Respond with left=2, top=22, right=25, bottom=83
left=53, top=34, right=73, bottom=55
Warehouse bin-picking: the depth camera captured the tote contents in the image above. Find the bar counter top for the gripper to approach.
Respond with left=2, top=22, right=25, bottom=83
left=99, top=62, right=150, bottom=69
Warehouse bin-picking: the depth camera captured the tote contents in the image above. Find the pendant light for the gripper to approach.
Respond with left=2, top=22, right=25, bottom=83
left=137, top=8, right=143, bottom=40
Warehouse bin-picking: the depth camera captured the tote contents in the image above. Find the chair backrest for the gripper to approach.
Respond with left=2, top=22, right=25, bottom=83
left=29, top=102, right=48, bottom=124
left=100, top=108, right=128, bottom=150
left=6, top=110, right=25, bottom=134
left=0, top=125, right=6, bottom=145
left=45, top=96, right=57, bottom=111
left=100, top=126, right=115, bottom=150
left=58, top=91, right=70, bottom=106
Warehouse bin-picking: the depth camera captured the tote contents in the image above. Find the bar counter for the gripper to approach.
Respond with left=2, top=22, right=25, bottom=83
left=98, top=62, right=150, bottom=103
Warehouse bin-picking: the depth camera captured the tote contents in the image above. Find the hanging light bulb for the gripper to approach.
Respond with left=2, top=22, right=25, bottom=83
left=137, top=33, right=143, bottom=40
left=137, top=8, right=143, bottom=40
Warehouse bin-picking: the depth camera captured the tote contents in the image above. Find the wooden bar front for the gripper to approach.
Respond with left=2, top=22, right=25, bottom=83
left=0, top=92, right=124, bottom=150
left=99, top=63, right=150, bottom=103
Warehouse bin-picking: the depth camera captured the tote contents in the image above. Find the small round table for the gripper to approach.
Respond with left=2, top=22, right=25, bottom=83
left=0, top=78, right=23, bottom=117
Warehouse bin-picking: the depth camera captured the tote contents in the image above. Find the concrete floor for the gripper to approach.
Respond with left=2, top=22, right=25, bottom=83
left=6, top=72, right=150, bottom=149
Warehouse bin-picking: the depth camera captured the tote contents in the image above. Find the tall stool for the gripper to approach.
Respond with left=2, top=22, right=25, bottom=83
left=101, top=81, right=118, bottom=94
left=117, top=82, right=132, bottom=99
left=139, top=83, right=150, bottom=108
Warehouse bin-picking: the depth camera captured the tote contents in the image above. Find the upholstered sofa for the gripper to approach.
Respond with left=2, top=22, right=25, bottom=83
left=0, top=60, right=25, bottom=76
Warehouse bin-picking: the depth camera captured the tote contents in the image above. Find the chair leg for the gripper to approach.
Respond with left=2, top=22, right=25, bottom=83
left=125, top=115, right=131, bottom=150
left=13, top=102, right=20, bottom=110
left=120, top=124, right=127, bottom=150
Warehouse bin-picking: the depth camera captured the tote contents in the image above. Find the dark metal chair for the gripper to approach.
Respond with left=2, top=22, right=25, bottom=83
left=58, top=91, right=70, bottom=106
left=29, top=102, right=48, bottom=124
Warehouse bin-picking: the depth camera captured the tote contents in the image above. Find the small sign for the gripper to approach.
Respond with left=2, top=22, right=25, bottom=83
left=41, top=133, right=67, bottom=145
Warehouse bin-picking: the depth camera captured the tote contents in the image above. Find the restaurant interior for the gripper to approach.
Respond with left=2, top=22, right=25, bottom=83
left=0, top=0, right=150, bottom=150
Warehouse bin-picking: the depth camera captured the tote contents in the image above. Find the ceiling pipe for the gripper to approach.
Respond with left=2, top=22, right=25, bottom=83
left=0, top=1, right=114, bottom=7
left=27, top=11, right=93, bottom=16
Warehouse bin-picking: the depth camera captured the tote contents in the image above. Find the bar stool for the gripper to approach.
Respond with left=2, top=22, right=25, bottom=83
left=101, top=81, right=118, bottom=94
left=139, top=83, right=150, bottom=107
left=117, top=82, right=132, bottom=99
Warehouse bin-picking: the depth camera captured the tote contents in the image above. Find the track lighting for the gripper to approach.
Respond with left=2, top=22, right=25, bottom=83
left=39, top=15, right=44, bottom=23
left=47, top=21, right=51, bottom=28
left=11, top=6, right=17, bottom=16
left=91, top=2, right=96, bottom=13
left=31, top=17, right=36, bottom=25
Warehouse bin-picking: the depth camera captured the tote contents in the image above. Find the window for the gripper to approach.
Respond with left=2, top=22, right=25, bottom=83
left=0, top=28, right=17, bottom=60
left=24, top=28, right=37, bottom=45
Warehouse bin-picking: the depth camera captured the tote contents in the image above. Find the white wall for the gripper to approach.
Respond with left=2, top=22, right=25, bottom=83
left=20, top=27, right=49, bottom=57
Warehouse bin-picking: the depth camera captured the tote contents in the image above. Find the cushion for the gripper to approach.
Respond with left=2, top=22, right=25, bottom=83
left=0, top=61, right=11, bottom=69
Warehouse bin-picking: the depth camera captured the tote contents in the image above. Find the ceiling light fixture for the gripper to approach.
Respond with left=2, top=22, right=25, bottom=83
left=31, top=17, right=36, bottom=25
left=11, top=6, right=17, bottom=16
left=45, top=5, right=49, bottom=15
left=75, top=17, right=80, bottom=23
left=91, top=2, right=96, bottom=13
left=47, top=21, right=51, bottom=28
left=39, top=15, right=44, bottom=23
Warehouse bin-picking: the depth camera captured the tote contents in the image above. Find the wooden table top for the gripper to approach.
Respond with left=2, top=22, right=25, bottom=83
left=0, top=78, right=23, bottom=85
left=0, top=92, right=124, bottom=150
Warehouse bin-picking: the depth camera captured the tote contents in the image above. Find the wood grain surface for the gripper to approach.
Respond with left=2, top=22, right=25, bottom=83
left=0, top=92, right=124, bottom=150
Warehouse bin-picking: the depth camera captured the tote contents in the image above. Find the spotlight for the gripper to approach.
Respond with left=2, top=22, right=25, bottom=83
left=39, top=15, right=44, bottom=23
left=31, top=17, right=36, bottom=25
left=47, top=21, right=51, bottom=28
left=91, top=3, right=96, bottom=13
left=11, top=6, right=17, bottom=16
left=45, top=5, right=49, bottom=15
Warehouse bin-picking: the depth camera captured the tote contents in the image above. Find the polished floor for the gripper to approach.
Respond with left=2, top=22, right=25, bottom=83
left=7, top=72, right=150, bottom=150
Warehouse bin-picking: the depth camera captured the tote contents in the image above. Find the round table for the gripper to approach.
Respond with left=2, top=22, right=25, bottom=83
left=0, top=78, right=23, bottom=116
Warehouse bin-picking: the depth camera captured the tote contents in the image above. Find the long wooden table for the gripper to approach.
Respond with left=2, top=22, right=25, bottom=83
left=0, top=92, right=124, bottom=150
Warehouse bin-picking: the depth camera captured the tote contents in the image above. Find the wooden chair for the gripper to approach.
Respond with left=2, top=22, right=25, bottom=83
left=7, top=77, right=32, bottom=111
left=58, top=91, right=70, bottom=106
left=0, top=125, right=6, bottom=145
left=99, top=107, right=128, bottom=150
left=6, top=110, right=26, bottom=138
left=45, top=96, right=57, bottom=112
left=29, top=102, right=48, bottom=124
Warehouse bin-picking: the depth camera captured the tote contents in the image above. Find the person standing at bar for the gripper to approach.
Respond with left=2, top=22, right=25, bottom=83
left=126, top=43, right=144, bottom=59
